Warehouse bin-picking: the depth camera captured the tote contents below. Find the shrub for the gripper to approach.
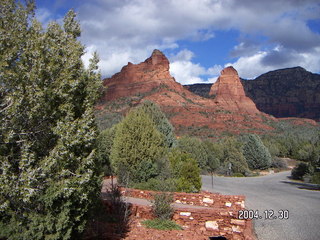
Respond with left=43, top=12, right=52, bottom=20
left=311, top=172, right=320, bottom=184
left=168, top=151, right=202, bottom=193
left=142, top=219, right=183, bottom=230
left=291, top=162, right=309, bottom=180
left=271, top=157, right=288, bottom=170
left=152, top=193, right=174, bottom=220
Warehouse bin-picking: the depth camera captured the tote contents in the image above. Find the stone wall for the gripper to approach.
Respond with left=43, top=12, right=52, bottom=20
left=119, top=188, right=255, bottom=240
left=122, top=188, right=245, bottom=210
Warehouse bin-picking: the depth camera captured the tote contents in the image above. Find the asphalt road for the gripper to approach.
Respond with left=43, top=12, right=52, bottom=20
left=202, top=171, right=320, bottom=240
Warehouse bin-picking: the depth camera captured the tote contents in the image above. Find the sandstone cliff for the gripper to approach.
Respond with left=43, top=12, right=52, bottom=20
left=98, top=50, right=274, bottom=136
left=209, top=66, right=260, bottom=114
left=242, top=67, right=320, bottom=121
left=185, top=67, right=320, bottom=122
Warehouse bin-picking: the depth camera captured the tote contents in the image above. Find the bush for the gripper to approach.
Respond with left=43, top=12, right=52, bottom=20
left=291, top=162, right=309, bottom=180
left=271, top=157, right=288, bottom=170
left=311, top=172, right=320, bottom=184
left=152, top=193, right=174, bottom=220
left=142, top=219, right=183, bottom=230
left=168, top=151, right=202, bottom=193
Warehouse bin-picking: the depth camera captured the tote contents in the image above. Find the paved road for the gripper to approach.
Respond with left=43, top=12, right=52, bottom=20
left=202, top=171, right=320, bottom=240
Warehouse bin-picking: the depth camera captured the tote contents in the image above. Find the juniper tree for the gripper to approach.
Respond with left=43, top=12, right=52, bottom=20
left=0, top=1, right=101, bottom=239
left=110, top=108, right=165, bottom=184
left=139, top=100, right=175, bottom=148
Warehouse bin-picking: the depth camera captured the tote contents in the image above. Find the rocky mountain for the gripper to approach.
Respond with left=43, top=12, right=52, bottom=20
left=98, top=50, right=275, bottom=136
left=185, top=67, right=320, bottom=122
left=242, top=67, right=320, bottom=121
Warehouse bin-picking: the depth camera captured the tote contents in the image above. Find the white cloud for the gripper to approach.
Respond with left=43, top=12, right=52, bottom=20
left=169, top=50, right=222, bottom=84
left=40, top=0, right=320, bottom=81
left=226, top=46, right=320, bottom=79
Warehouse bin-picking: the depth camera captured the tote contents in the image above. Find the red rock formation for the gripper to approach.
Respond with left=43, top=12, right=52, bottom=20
left=99, top=50, right=274, bottom=135
left=102, top=49, right=184, bottom=101
left=209, top=66, right=260, bottom=114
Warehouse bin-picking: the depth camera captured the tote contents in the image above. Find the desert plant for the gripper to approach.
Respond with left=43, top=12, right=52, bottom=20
left=152, top=192, right=174, bottom=220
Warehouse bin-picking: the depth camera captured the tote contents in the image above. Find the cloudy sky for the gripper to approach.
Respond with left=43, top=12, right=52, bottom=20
left=37, top=0, right=320, bottom=84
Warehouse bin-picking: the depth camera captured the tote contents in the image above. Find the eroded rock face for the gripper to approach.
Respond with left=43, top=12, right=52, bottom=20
left=99, top=50, right=274, bottom=135
left=242, top=67, right=320, bottom=121
left=102, top=49, right=182, bottom=101
left=209, top=66, right=260, bottom=114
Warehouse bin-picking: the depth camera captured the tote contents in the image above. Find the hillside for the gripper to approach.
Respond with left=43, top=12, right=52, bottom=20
left=185, top=67, right=320, bottom=122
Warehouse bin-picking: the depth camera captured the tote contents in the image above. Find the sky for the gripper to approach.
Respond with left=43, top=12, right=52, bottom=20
left=36, top=0, right=320, bottom=84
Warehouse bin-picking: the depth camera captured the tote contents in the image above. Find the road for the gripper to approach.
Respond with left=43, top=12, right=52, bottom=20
left=202, top=171, right=320, bottom=240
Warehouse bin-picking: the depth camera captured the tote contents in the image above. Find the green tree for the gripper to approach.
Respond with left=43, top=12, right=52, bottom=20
left=203, top=140, right=220, bottom=188
left=96, top=126, right=117, bottom=176
left=242, top=134, right=272, bottom=170
left=221, top=137, right=249, bottom=175
left=168, top=150, right=201, bottom=193
left=177, top=136, right=208, bottom=169
left=110, top=108, right=165, bottom=184
left=139, top=100, right=176, bottom=148
left=0, top=2, right=101, bottom=239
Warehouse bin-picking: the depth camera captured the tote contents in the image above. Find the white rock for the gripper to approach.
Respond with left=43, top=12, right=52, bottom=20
left=232, top=225, right=241, bottom=233
left=225, top=202, right=232, bottom=207
left=205, top=221, right=219, bottom=230
left=180, top=212, right=191, bottom=216
left=203, top=197, right=214, bottom=204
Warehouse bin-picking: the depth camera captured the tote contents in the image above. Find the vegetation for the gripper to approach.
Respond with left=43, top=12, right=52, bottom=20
left=110, top=108, right=165, bottom=184
left=139, top=101, right=176, bottom=148
left=142, top=219, right=183, bottom=230
left=242, top=134, right=272, bottom=170
left=152, top=192, right=174, bottom=220
left=0, top=1, right=101, bottom=239
left=177, top=136, right=208, bottom=169
left=168, top=150, right=202, bottom=192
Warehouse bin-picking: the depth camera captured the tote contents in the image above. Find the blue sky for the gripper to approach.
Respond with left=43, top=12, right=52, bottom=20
left=36, top=0, right=320, bottom=84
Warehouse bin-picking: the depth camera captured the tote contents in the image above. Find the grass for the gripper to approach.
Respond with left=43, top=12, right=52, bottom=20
left=142, top=219, right=183, bottom=230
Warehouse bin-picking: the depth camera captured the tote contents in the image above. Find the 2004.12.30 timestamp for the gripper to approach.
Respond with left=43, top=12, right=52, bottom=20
left=238, top=209, right=289, bottom=220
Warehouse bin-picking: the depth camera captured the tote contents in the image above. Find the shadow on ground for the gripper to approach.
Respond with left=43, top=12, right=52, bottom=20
left=281, top=179, right=320, bottom=191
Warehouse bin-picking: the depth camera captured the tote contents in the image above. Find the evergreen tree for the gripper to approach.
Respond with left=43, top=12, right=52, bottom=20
left=139, top=100, right=175, bottom=148
left=0, top=1, right=101, bottom=239
left=203, top=140, right=220, bottom=188
left=110, top=108, right=165, bottom=184
left=168, top=150, right=201, bottom=193
left=96, top=126, right=117, bottom=176
left=242, top=134, right=272, bottom=170
left=221, top=137, right=249, bottom=175
left=177, top=136, right=208, bottom=169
